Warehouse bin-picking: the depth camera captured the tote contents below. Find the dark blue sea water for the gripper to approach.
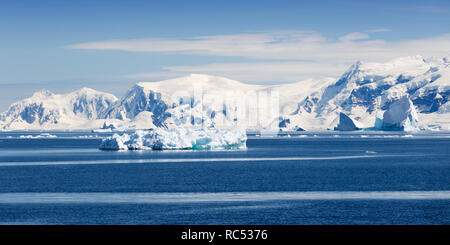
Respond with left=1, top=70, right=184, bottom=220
left=0, top=131, right=449, bottom=224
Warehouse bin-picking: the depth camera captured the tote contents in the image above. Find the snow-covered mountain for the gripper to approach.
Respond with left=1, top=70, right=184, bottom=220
left=99, top=74, right=266, bottom=128
left=1, top=55, right=450, bottom=131
left=0, top=88, right=118, bottom=130
left=283, top=55, right=450, bottom=130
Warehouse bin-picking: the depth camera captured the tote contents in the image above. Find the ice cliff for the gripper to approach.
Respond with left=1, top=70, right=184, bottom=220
left=374, top=96, right=419, bottom=131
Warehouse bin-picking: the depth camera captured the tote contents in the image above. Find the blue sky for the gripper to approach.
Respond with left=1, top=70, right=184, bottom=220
left=1, top=0, right=450, bottom=110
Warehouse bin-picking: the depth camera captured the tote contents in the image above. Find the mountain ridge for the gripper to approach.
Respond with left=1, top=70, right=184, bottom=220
left=1, top=55, right=450, bottom=131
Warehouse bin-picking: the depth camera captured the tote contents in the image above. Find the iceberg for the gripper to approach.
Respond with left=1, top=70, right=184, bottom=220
left=19, top=133, right=57, bottom=139
left=334, top=113, right=361, bottom=131
left=374, top=96, right=419, bottom=131
left=101, top=122, right=118, bottom=130
left=92, top=121, right=125, bottom=132
left=99, top=128, right=247, bottom=151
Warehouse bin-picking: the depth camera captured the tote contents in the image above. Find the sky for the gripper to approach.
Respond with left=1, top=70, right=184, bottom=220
left=1, top=0, right=450, bottom=110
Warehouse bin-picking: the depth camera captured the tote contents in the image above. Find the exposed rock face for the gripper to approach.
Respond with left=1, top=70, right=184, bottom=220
left=100, top=84, right=170, bottom=127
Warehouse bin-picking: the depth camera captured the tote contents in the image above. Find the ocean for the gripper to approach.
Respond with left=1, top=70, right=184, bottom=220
left=0, top=131, right=449, bottom=224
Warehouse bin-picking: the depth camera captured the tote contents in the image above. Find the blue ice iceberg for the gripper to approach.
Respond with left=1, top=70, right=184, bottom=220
left=334, top=113, right=361, bottom=131
left=374, top=96, right=419, bottom=131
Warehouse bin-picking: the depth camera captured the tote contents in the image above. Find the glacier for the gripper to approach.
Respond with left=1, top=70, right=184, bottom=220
left=1, top=55, right=450, bottom=132
left=99, top=128, right=247, bottom=151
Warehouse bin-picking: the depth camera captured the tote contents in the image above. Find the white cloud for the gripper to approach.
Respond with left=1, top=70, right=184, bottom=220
left=69, top=30, right=450, bottom=62
left=338, top=32, right=369, bottom=42
left=70, top=30, right=450, bottom=82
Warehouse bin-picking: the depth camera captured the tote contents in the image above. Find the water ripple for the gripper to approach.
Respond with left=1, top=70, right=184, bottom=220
left=0, top=191, right=449, bottom=204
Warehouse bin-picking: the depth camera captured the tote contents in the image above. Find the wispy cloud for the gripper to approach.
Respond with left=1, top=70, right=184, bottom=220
left=70, top=30, right=450, bottom=82
left=339, top=32, right=369, bottom=42
left=69, top=30, right=450, bottom=62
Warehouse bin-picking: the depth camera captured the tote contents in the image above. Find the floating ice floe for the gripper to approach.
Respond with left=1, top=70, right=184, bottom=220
left=77, top=135, right=99, bottom=138
left=19, top=133, right=57, bottom=139
left=99, top=128, right=247, bottom=151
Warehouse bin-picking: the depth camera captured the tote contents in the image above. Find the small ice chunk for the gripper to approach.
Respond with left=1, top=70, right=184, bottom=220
left=19, top=133, right=57, bottom=139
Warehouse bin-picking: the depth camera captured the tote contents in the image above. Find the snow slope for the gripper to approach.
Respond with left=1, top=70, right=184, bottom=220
left=101, top=74, right=271, bottom=129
